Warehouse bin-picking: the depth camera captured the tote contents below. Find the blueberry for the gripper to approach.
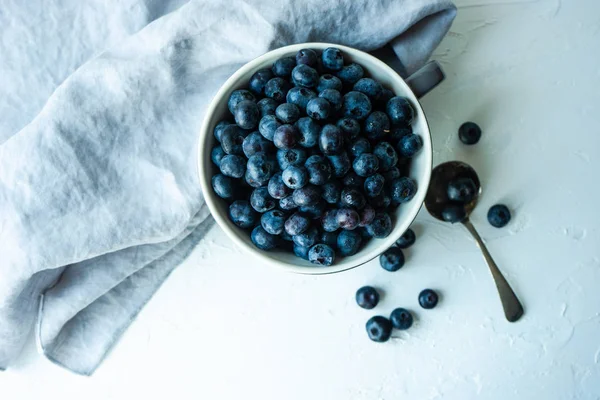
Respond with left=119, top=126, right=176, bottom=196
left=319, top=124, right=344, bottom=155
left=364, top=111, right=390, bottom=141
left=359, top=205, right=376, bottom=226
left=292, top=64, right=319, bottom=88
left=368, top=193, right=391, bottom=209
left=336, top=117, right=361, bottom=140
left=220, top=154, right=246, bottom=178
left=307, top=97, right=331, bottom=121
left=296, top=117, right=321, bottom=148
left=321, top=47, right=344, bottom=72
left=250, top=187, right=276, bottom=213
left=256, top=98, right=278, bottom=117
left=293, top=244, right=311, bottom=260
left=249, top=68, right=274, bottom=95
left=349, top=138, right=371, bottom=158
left=318, top=89, right=342, bottom=111
left=220, top=125, right=246, bottom=155
left=418, top=289, right=439, bottom=309
left=265, top=77, right=291, bottom=102
left=320, top=231, right=338, bottom=248
left=272, top=56, right=296, bottom=77
left=282, top=165, right=308, bottom=189
left=321, top=209, right=339, bottom=232
left=292, top=226, right=318, bottom=248
left=336, top=63, right=364, bottom=86
left=245, top=153, right=275, bottom=187
left=321, top=181, right=342, bottom=204
left=305, top=155, right=332, bottom=185
left=380, top=247, right=404, bottom=271
left=317, top=74, right=343, bottom=92
left=243, top=132, right=274, bottom=158
left=343, top=91, right=372, bottom=120
left=447, top=177, right=477, bottom=203
left=377, top=88, right=394, bottom=108
left=342, top=172, right=364, bottom=189
left=366, top=212, right=392, bottom=238
left=258, top=115, right=281, bottom=141
left=284, top=212, right=311, bottom=236
left=327, top=152, right=351, bottom=177
left=353, top=153, right=380, bottom=177
left=355, top=286, right=379, bottom=309
left=389, top=124, right=412, bottom=142
left=389, top=177, right=417, bottom=204
left=211, top=145, right=226, bottom=167
left=366, top=316, right=392, bottom=342
left=229, top=200, right=257, bottom=229
left=293, top=185, right=321, bottom=206
left=295, top=48, right=318, bottom=67
left=275, top=103, right=300, bottom=124
left=390, top=308, right=413, bottom=330
left=459, top=122, right=482, bottom=145
left=487, top=204, right=511, bottom=228
left=279, top=195, right=298, bottom=210
left=397, top=134, right=423, bottom=158
left=214, top=120, right=233, bottom=142
left=274, top=124, right=299, bottom=149
left=267, top=172, right=291, bottom=199
left=382, top=167, right=400, bottom=183
left=212, top=174, right=235, bottom=199
left=261, top=209, right=287, bottom=235
left=228, top=90, right=255, bottom=114
left=286, top=87, right=317, bottom=110
left=386, top=96, right=414, bottom=125
left=373, top=142, right=398, bottom=171
left=340, top=187, right=366, bottom=209
left=337, top=230, right=362, bottom=256
left=336, top=208, right=360, bottom=230
left=353, top=78, right=382, bottom=99
left=441, top=203, right=467, bottom=223
left=308, top=244, right=335, bottom=266
left=395, top=228, right=416, bottom=248
left=364, top=174, right=385, bottom=197
left=251, top=226, right=278, bottom=250
left=276, top=148, right=307, bottom=170
left=299, top=201, right=326, bottom=219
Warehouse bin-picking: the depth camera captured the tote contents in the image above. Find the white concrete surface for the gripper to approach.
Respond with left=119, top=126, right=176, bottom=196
left=2, top=0, right=600, bottom=398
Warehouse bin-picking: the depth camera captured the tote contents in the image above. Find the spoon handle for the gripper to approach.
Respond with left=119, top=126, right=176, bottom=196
left=462, top=219, right=524, bottom=322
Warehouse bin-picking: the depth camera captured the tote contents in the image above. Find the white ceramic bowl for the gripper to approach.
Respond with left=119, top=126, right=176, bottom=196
left=198, top=43, right=432, bottom=274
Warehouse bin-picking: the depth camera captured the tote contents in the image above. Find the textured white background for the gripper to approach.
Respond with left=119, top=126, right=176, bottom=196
left=2, top=0, right=600, bottom=398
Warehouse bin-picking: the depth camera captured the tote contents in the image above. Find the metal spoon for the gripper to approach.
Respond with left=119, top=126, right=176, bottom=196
left=425, top=161, right=524, bottom=322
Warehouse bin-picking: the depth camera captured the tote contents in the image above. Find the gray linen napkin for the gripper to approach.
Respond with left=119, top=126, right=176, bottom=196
left=0, top=0, right=455, bottom=375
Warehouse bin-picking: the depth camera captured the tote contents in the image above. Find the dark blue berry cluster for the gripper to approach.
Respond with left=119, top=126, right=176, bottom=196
left=211, top=47, right=422, bottom=266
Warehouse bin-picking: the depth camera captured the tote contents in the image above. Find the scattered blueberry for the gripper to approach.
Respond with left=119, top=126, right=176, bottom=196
left=261, top=210, right=287, bottom=235
left=355, top=286, right=379, bottom=309
left=275, top=103, right=300, bottom=124
left=397, top=134, right=423, bottom=158
left=386, top=96, right=414, bottom=125
left=459, top=122, right=482, bottom=145
left=251, top=226, right=278, bottom=250
left=447, top=177, right=478, bottom=203
left=380, top=247, right=405, bottom=271
left=292, top=64, right=319, bottom=88
left=441, top=203, right=467, bottom=223
left=229, top=200, right=257, bottom=229
left=249, top=68, right=274, bottom=96
left=307, top=97, right=331, bottom=120
left=366, top=316, right=392, bottom=342
left=488, top=204, right=511, bottom=228
left=390, top=308, right=413, bottom=330
left=228, top=90, right=255, bottom=114
left=395, top=228, right=416, bottom=248
left=418, top=289, right=439, bottom=309
left=296, top=48, right=318, bottom=67
left=272, top=56, right=296, bottom=77
left=308, top=244, right=336, bottom=266
left=365, top=212, right=393, bottom=238
left=321, top=47, right=344, bottom=71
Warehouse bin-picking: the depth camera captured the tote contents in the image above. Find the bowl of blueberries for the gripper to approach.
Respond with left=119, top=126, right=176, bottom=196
left=198, top=43, right=438, bottom=274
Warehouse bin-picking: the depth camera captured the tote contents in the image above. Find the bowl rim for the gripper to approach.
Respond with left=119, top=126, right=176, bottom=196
left=197, top=42, right=433, bottom=275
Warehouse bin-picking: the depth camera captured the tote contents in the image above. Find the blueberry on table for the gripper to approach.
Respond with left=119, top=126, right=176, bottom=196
left=366, top=316, right=392, bottom=342
left=214, top=120, right=233, bottom=142
left=250, top=187, right=276, bottom=213
left=359, top=205, right=376, bottom=227
left=292, top=185, right=321, bottom=206
left=340, top=187, right=366, bottom=209
left=211, top=174, right=235, bottom=200
left=292, top=226, right=319, bottom=248
left=395, top=228, right=416, bottom=249
left=380, top=247, right=405, bottom=272
left=353, top=153, right=380, bottom=177
left=211, top=145, right=226, bottom=167
left=279, top=195, right=298, bottom=211
left=249, top=68, right=274, bottom=95
left=317, top=73, right=343, bottom=92
left=282, top=165, right=309, bottom=189
left=293, top=243, right=311, bottom=260
left=353, top=78, right=383, bottom=100
left=336, top=63, right=364, bottom=86
left=349, top=137, right=371, bottom=158
left=342, top=91, right=372, bottom=120
left=258, top=115, right=281, bottom=141
left=257, top=98, right=278, bottom=117
left=307, top=97, right=331, bottom=121
left=364, top=174, right=385, bottom=197
left=275, top=103, right=301, bottom=124
left=320, top=231, right=338, bottom=249
left=386, top=96, right=414, bottom=125
left=390, top=308, right=413, bottom=330
left=251, top=226, right=278, bottom=251
left=355, top=286, right=379, bottom=309
left=308, top=243, right=336, bottom=266
left=292, top=64, right=319, bottom=88
left=441, top=203, right=467, bottom=223
left=284, top=212, right=311, bottom=236
left=272, top=56, right=296, bottom=77
left=220, top=125, right=246, bottom=155
left=337, top=229, right=362, bottom=256
left=296, top=48, right=318, bottom=67
left=229, top=200, right=257, bottom=229
left=321, top=209, right=340, bottom=232
left=327, top=151, right=351, bottom=177
left=418, top=289, right=439, bottom=309
left=321, top=47, right=344, bottom=71
left=459, top=121, right=482, bottom=145
left=318, top=89, right=342, bottom=111
left=305, top=155, right=332, bottom=185
left=268, top=172, right=291, bottom=199
left=274, top=124, right=299, bottom=149
left=365, top=212, right=393, bottom=238
left=277, top=148, right=307, bottom=170
left=245, top=153, right=275, bottom=187
left=373, top=142, right=398, bottom=172
left=336, top=117, right=361, bottom=140
left=336, top=208, right=360, bottom=230
left=389, top=177, right=417, bottom=204
left=265, top=77, right=291, bottom=102
left=447, top=177, right=478, bottom=203
left=321, top=181, right=342, bottom=204
left=261, top=210, right=287, bottom=235
left=397, top=134, right=423, bottom=158
left=296, top=117, right=321, bottom=148
left=364, top=111, right=390, bottom=141
left=319, top=124, right=344, bottom=155
left=242, top=132, right=273, bottom=158
left=488, top=204, right=511, bottom=228
left=228, top=89, right=255, bottom=114
left=286, top=87, right=317, bottom=110
left=219, top=154, right=246, bottom=178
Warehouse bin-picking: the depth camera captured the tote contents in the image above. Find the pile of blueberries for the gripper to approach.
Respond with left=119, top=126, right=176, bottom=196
left=211, top=47, right=423, bottom=266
